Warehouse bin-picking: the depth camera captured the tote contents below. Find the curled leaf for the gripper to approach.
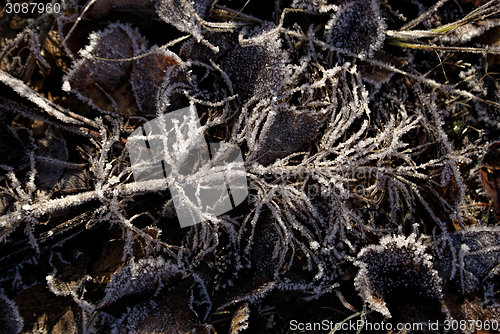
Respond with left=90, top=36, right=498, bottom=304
left=354, top=233, right=445, bottom=322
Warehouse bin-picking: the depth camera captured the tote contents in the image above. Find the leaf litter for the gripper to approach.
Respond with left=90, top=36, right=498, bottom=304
left=1, top=0, right=500, bottom=332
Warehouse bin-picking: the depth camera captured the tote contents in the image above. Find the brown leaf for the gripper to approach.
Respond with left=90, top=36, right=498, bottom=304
left=480, top=142, right=500, bottom=218
left=130, top=49, right=178, bottom=116
left=14, top=285, right=82, bottom=334
left=230, top=302, right=250, bottom=334
left=64, top=22, right=179, bottom=116
left=62, top=23, right=142, bottom=116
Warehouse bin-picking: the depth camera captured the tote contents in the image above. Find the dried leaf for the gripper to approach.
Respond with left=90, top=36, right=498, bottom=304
left=324, top=0, right=386, bottom=58
left=100, top=256, right=183, bottom=308
left=221, top=26, right=289, bottom=100
left=229, top=302, right=250, bottom=334
left=114, top=278, right=211, bottom=334
left=62, top=23, right=144, bottom=115
left=248, top=103, right=330, bottom=166
left=46, top=251, right=87, bottom=297
left=130, top=48, right=179, bottom=116
left=14, top=285, right=80, bottom=334
left=0, top=123, right=30, bottom=172
left=0, top=290, right=23, bottom=334
left=481, top=141, right=500, bottom=218
left=451, top=225, right=500, bottom=292
left=354, top=233, right=445, bottom=321
left=35, top=126, right=68, bottom=191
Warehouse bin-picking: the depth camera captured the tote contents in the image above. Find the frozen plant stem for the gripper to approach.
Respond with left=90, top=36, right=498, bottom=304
left=0, top=70, right=98, bottom=128
left=0, top=179, right=168, bottom=242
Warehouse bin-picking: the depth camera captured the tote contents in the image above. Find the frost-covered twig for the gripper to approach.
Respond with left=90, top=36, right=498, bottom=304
left=0, top=70, right=98, bottom=128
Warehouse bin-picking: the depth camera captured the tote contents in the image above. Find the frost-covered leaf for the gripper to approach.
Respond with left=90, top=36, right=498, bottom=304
left=247, top=102, right=330, bottom=165
left=35, top=126, right=68, bottom=191
left=238, top=48, right=338, bottom=165
left=62, top=23, right=144, bottom=115
left=100, top=256, right=184, bottom=307
left=180, top=27, right=289, bottom=101
left=447, top=225, right=500, bottom=293
left=354, top=233, right=445, bottom=321
left=130, top=48, right=179, bottom=116
left=229, top=302, right=250, bottom=334
left=112, top=278, right=211, bottom=334
left=64, top=21, right=182, bottom=116
left=156, top=0, right=223, bottom=52
left=324, top=0, right=386, bottom=58
left=46, top=251, right=87, bottom=298
left=0, top=290, right=23, bottom=334
left=221, top=27, right=289, bottom=100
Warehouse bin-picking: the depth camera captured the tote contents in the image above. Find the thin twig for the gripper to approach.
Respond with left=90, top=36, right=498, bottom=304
left=61, top=0, right=99, bottom=46
left=94, top=35, right=191, bottom=62
left=400, top=0, right=450, bottom=31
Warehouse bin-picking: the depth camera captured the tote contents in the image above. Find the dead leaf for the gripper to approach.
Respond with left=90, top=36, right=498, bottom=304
left=116, top=278, right=211, bottom=334
left=131, top=48, right=178, bottom=116
left=62, top=23, right=143, bottom=116
left=480, top=142, right=500, bottom=218
left=360, top=51, right=409, bottom=84
left=230, top=302, right=250, bottom=334
left=84, top=0, right=156, bottom=21
left=35, top=126, right=68, bottom=191
left=0, top=291, right=23, bottom=334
